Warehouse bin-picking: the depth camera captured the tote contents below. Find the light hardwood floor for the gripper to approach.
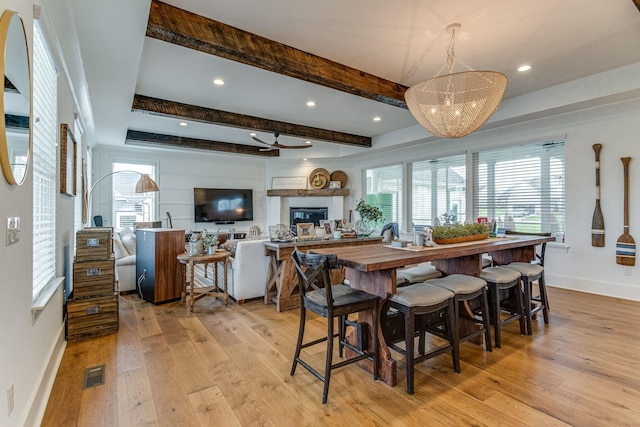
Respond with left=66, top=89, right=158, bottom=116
left=42, top=286, right=640, bottom=426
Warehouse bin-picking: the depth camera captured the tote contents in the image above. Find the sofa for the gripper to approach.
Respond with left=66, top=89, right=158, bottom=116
left=112, top=228, right=137, bottom=292
left=216, top=238, right=270, bottom=303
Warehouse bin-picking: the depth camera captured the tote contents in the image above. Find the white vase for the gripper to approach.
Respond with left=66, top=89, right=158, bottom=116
left=207, top=245, right=217, bottom=255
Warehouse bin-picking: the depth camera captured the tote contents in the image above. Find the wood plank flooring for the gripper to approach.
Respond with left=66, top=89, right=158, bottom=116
left=42, top=287, right=640, bottom=426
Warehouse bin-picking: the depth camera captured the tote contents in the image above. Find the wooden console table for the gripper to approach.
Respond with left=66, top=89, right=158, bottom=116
left=263, top=236, right=383, bottom=312
left=177, top=251, right=229, bottom=312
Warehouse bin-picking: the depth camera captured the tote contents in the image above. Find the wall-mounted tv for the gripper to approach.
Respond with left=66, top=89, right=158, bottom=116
left=194, top=188, right=254, bottom=223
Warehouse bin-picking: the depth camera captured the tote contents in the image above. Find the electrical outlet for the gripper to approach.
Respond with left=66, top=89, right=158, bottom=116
left=7, top=382, right=14, bottom=416
left=624, top=267, right=632, bottom=277
left=6, top=217, right=21, bottom=246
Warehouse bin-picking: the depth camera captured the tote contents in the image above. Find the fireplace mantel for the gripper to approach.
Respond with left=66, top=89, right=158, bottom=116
left=267, top=189, right=349, bottom=197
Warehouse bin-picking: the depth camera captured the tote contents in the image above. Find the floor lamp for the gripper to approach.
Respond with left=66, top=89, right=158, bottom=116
left=83, top=170, right=159, bottom=227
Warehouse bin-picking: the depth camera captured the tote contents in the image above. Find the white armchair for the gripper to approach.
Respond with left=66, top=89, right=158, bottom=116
left=217, top=239, right=269, bottom=303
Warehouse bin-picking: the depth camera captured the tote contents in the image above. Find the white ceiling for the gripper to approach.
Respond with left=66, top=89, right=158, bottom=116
left=66, top=0, right=640, bottom=158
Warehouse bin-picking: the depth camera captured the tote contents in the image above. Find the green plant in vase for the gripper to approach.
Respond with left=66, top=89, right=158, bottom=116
left=202, top=229, right=219, bottom=253
left=355, top=199, right=384, bottom=235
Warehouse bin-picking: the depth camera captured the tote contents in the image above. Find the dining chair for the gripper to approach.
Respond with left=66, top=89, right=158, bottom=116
left=427, top=274, right=493, bottom=354
left=290, top=249, right=379, bottom=404
left=384, top=282, right=458, bottom=394
left=479, top=266, right=525, bottom=348
left=503, top=231, right=550, bottom=334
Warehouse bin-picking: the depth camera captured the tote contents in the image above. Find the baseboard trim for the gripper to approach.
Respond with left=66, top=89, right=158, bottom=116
left=23, top=323, right=67, bottom=427
left=547, top=274, right=640, bottom=301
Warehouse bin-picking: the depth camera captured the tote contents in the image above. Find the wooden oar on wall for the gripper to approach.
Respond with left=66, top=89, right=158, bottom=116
left=591, top=144, right=605, bottom=247
left=616, top=157, right=635, bottom=265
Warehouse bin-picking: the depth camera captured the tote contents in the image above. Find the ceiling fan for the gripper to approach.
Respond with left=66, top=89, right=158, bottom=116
left=251, top=132, right=312, bottom=151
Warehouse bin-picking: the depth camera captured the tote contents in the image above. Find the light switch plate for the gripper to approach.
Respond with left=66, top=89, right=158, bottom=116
left=6, top=217, right=20, bottom=246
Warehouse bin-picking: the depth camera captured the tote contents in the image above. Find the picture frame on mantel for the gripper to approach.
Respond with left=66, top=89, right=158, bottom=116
left=60, top=123, right=77, bottom=196
left=271, top=176, right=307, bottom=190
left=296, top=223, right=315, bottom=239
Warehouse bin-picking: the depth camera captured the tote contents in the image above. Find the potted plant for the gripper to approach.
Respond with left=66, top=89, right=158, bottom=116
left=202, top=230, right=219, bottom=254
left=355, top=199, right=384, bottom=236
left=430, top=222, right=491, bottom=244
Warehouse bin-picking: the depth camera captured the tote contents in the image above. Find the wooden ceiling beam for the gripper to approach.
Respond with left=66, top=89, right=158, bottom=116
left=634, top=0, right=640, bottom=13
left=132, top=95, right=371, bottom=148
left=125, top=130, right=279, bottom=157
left=146, top=0, right=408, bottom=109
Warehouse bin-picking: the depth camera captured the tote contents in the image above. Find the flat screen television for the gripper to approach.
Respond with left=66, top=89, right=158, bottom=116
left=194, top=188, right=254, bottom=223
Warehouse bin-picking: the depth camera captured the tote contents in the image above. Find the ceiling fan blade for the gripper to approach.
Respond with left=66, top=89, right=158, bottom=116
left=274, top=143, right=313, bottom=149
left=252, top=136, right=273, bottom=147
left=259, top=147, right=276, bottom=152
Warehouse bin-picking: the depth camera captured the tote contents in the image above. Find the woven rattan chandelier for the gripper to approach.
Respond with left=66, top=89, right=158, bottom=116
left=405, top=23, right=507, bottom=138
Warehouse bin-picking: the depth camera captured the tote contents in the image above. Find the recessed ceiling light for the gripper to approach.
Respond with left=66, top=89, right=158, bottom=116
left=213, top=78, right=225, bottom=85
left=250, top=132, right=257, bottom=137
left=517, top=65, right=532, bottom=72
left=303, top=158, right=308, bottom=161
left=305, top=140, right=311, bottom=144
left=373, top=116, right=382, bottom=122
left=179, top=122, right=188, bottom=126
left=306, top=101, right=316, bottom=107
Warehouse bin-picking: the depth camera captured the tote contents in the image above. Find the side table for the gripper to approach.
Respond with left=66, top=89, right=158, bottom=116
left=177, top=251, right=229, bottom=312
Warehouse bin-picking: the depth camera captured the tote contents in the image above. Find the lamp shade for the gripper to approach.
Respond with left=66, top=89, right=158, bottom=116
left=135, top=173, right=159, bottom=193
left=405, top=70, right=507, bottom=138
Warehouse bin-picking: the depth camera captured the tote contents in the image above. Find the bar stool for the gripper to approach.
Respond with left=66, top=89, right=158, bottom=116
left=384, top=282, right=458, bottom=394
left=396, top=263, right=443, bottom=287
left=503, top=261, right=548, bottom=335
left=427, top=274, right=493, bottom=354
left=290, top=249, right=379, bottom=404
left=479, top=266, right=525, bottom=348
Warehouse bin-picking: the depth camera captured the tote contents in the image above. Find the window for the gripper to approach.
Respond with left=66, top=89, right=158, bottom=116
left=472, top=140, right=565, bottom=234
left=112, top=162, right=157, bottom=230
left=411, top=154, right=466, bottom=228
left=364, top=164, right=403, bottom=229
left=32, top=21, right=58, bottom=299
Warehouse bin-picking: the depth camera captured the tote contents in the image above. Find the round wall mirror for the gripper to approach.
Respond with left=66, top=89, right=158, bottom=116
left=0, top=10, right=31, bottom=186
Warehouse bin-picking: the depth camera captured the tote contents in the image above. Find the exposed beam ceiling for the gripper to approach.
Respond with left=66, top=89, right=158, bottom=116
left=146, top=0, right=408, bottom=109
left=131, top=95, right=371, bottom=147
left=125, top=130, right=279, bottom=156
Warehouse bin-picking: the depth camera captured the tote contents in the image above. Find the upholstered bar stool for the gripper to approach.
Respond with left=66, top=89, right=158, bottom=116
left=503, top=261, right=548, bottom=335
left=396, top=263, right=443, bottom=287
left=290, top=249, right=379, bottom=404
left=384, top=282, right=458, bottom=394
left=479, top=266, right=525, bottom=348
left=427, top=274, right=493, bottom=354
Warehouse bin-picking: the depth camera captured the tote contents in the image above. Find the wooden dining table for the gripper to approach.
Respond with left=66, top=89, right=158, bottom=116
left=312, top=234, right=556, bottom=386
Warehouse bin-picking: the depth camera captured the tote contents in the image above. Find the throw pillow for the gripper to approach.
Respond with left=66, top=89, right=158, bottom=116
left=120, top=231, right=136, bottom=255
left=113, top=236, right=128, bottom=259
left=221, top=240, right=238, bottom=257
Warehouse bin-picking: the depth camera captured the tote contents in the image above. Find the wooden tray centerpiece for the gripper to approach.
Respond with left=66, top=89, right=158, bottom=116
left=431, top=223, right=491, bottom=244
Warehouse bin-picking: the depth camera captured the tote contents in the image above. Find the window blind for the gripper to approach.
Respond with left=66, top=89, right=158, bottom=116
left=364, top=164, right=403, bottom=229
left=472, top=141, right=565, bottom=234
left=411, top=154, right=466, bottom=228
left=32, top=21, right=58, bottom=298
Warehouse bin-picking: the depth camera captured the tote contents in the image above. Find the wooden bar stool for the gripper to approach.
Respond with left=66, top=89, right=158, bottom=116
left=384, top=282, right=458, bottom=394
left=427, top=274, right=493, bottom=355
left=479, top=266, right=525, bottom=348
left=290, top=249, right=379, bottom=404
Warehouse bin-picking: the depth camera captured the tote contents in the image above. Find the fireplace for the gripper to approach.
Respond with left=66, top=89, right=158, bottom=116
left=290, top=207, right=328, bottom=232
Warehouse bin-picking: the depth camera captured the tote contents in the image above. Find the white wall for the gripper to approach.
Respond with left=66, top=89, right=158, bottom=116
left=0, top=0, right=83, bottom=425
left=91, top=145, right=269, bottom=234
